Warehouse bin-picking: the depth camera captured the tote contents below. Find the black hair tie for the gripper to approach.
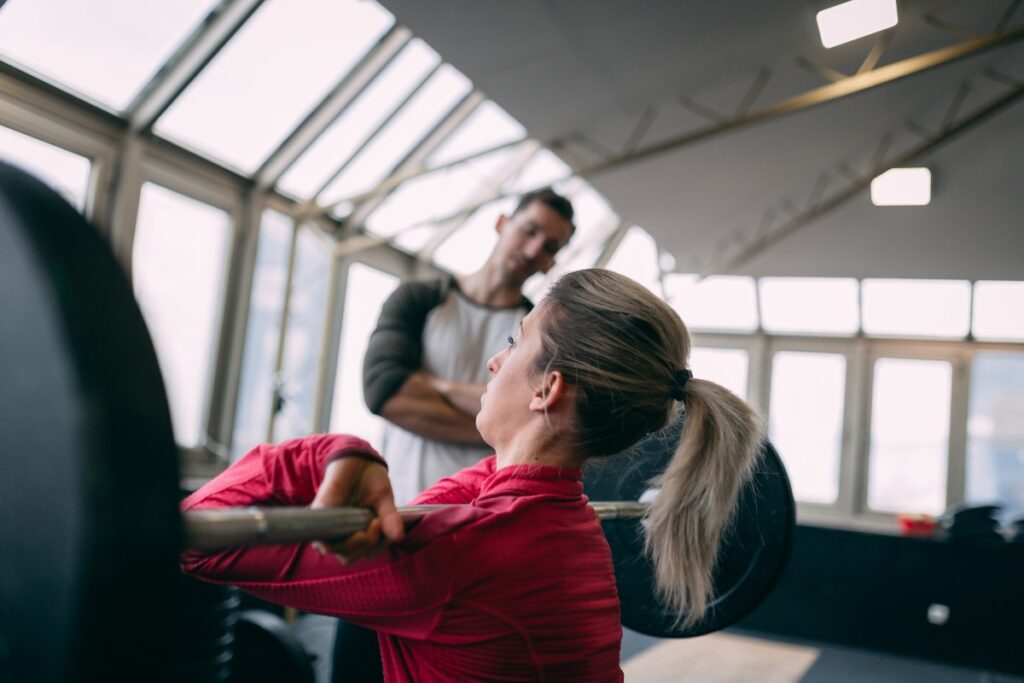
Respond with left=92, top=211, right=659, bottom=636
left=670, top=369, right=692, bottom=401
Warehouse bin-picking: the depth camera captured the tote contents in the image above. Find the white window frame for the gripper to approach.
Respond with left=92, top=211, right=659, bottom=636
left=764, top=336, right=860, bottom=520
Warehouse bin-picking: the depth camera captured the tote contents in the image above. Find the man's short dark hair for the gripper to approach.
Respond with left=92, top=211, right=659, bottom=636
left=513, top=187, right=575, bottom=234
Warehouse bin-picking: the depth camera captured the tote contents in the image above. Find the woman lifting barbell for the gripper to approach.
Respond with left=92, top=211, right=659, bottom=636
left=182, top=268, right=765, bottom=682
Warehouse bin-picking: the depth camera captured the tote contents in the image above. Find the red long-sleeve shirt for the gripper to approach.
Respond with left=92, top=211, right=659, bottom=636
left=181, top=434, right=623, bottom=682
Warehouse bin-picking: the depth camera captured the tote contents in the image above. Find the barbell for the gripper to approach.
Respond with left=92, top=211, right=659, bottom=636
left=183, top=502, right=650, bottom=551
left=0, top=162, right=794, bottom=682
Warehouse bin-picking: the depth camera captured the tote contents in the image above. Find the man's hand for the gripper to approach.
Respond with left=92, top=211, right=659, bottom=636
left=310, top=457, right=404, bottom=564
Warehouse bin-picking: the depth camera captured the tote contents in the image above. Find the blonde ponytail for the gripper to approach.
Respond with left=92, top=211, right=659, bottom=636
left=644, top=379, right=764, bottom=628
left=536, top=268, right=765, bottom=628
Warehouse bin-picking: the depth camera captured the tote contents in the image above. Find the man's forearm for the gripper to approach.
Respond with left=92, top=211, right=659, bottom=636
left=428, top=376, right=486, bottom=418
left=379, top=374, right=487, bottom=447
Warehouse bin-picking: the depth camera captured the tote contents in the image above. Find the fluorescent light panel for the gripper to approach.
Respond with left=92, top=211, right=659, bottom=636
left=817, top=0, right=898, bottom=48
left=871, top=167, right=931, bottom=206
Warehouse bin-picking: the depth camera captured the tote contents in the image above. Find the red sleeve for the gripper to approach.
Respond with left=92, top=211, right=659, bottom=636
left=411, top=455, right=497, bottom=505
left=181, top=433, right=380, bottom=511
left=179, top=434, right=461, bottom=638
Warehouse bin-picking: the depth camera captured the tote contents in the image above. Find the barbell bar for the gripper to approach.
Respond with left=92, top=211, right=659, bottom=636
left=183, top=502, right=650, bottom=551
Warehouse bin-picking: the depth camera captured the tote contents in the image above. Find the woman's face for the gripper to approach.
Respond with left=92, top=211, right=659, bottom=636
left=476, top=307, right=546, bottom=449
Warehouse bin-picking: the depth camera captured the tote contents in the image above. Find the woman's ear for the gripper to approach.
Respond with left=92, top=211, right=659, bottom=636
left=530, top=370, right=571, bottom=413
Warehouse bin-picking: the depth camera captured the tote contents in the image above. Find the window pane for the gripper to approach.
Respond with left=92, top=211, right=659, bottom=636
left=0, top=0, right=216, bottom=110
left=433, top=198, right=515, bottom=275
left=769, top=352, right=846, bottom=504
left=665, top=274, right=759, bottom=332
left=965, top=352, right=1024, bottom=509
left=973, top=281, right=1024, bottom=341
left=0, top=126, right=91, bottom=211
left=133, top=183, right=231, bottom=447
left=156, top=0, right=394, bottom=173
left=366, top=144, right=522, bottom=239
left=760, top=278, right=859, bottom=335
left=867, top=358, right=952, bottom=514
left=503, top=148, right=570, bottom=194
left=272, top=226, right=332, bottom=440
left=231, top=210, right=293, bottom=459
left=688, top=347, right=748, bottom=399
left=862, top=279, right=971, bottom=338
left=330, top=264, right=400, bottom=445
left=427, top=100, right=525, bottom=167
left=606, top=226, right=661, bottom=297
left=319, top=64, right=472, bottom=204
left=278, top=39, right=439, bottom=199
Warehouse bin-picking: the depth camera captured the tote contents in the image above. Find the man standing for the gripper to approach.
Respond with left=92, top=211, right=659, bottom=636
left=362, top=187, right=576, bottom=504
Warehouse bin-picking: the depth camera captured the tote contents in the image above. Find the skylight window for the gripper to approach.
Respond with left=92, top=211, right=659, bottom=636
left=870, top=168, right=931, bottom=206
left=973, top=281, right=1024, bottom=341
left=816, top=0, right=898, bottom=49
left=862, top=279, right=971, bottom=338
left=427, top=100, right=526, bottom=167
left=0, top=0, right=217, bottom=111
left=606, top=226, right=662, bottom=297
left=556, top=179, right=620, bottom=247
left=366, top=145, right=522, bottom=238
left=318, top=64, right=472, bottom=205
left=759, top=277, right=860, bottom=335
left=432, top=198, right=516, bottom=276
left=664, top=275, right=759, bottom=332
left=156, top=0, right=394, bottom=174
left=504, top=149, right=572, bottom=194
left=277, top=39, right=440, bottom=199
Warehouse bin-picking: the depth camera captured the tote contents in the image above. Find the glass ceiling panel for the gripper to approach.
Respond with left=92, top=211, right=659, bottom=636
left=606, top=226, right=662, bottom=297
left=503, top=149, right=571, bottom=194
left=156, top=0, right=394, bottom=174
left=559, top=179, right=619, bottom=249
left=665, top=274, right=759, bottom=332
left=0, top=0, right=216, bottom=111
left=973, top=281, right=1024, bottom=342
left=366, top=144, right=523, bottom=238
left=759, top=277, right=860, bottom=335
left=862, top=279, right=971, bottom=338
left=392, top=223, right=441, bottom=254
left=277, top=39, right=440, bottom=199
left=427, top=100, right=526, bottom=167
left=318, top=64, right=472, bottom=205
left=432, top=197, right=516, bottom=276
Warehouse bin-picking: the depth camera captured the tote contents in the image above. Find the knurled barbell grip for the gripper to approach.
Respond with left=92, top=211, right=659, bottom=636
left=183, top=502, right=649, bottom=552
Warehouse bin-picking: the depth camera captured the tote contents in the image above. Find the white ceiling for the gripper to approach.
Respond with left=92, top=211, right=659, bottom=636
left=381, top=0, right=1024, bottom=280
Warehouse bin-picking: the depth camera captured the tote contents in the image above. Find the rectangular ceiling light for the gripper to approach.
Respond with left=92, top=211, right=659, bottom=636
left=816, top=0, right=898, bottom=48
left=870, top=167, right=931, bottom=206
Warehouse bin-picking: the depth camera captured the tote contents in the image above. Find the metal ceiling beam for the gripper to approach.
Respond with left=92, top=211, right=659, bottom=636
left=575, top=24, right=1024, bottom=181
left=704, top=79, right=1024, bottom=276
left=125, top=0, right=266, bottom=132
left=254, top=26, right=413, bottom=190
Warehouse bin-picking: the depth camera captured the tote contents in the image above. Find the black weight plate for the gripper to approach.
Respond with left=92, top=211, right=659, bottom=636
left=0, top=163, right=182, bottom=681
left=584, top=415, right=795, bottom=638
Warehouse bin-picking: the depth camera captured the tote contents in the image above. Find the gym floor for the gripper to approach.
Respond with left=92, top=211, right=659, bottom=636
left=292, top=615, right=1024, bottom=683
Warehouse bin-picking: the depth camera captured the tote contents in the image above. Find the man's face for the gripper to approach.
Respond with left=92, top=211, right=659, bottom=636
left=493, top=200, right=574, bottom=288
